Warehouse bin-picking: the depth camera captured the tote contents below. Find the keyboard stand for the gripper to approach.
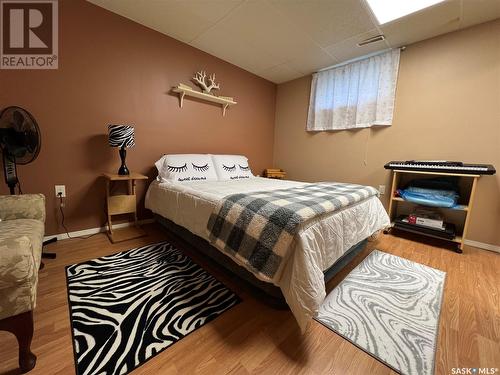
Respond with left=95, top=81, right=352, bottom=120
left=386, top=169, right=480, bottom=253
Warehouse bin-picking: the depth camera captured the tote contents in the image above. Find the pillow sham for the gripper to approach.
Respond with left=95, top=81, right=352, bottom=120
left=155, top=154, right=218, bottom=183
left=212, top=154, right=254, bottom=180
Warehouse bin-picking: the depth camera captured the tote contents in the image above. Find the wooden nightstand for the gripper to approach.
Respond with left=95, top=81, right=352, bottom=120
left=102, top=172, right=148, bottom=243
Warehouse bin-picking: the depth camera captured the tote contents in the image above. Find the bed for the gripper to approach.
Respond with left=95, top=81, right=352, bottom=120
left=145, top=173, right=390, bottom=332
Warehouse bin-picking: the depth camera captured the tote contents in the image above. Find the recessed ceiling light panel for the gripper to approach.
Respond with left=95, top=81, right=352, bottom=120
left=365, top=0, right=446, bottom=25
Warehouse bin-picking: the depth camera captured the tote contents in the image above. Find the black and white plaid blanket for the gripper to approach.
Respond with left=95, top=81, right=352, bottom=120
left=207, top=182, right=378, bottom=282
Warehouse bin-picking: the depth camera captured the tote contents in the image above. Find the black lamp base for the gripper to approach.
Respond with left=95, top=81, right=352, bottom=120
left=118, top=165, right=130, bottom=175
left=118, top=147, right=130, bottom=175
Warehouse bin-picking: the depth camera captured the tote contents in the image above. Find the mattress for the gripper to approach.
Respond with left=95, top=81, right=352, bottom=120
left=145, top=177, right=390, bottom=331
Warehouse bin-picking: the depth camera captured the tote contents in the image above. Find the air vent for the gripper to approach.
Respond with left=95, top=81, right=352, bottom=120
left=357, top=35, right=385, bottom=47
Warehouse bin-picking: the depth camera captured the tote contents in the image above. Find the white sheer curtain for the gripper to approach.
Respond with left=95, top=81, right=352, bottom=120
left=307, top=49, right=400, bottom=131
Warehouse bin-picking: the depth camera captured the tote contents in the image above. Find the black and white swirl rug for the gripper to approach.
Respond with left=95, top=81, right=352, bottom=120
left=66, top=241, right=240, bottom=375
left=316, top=250, right=445, bottom=375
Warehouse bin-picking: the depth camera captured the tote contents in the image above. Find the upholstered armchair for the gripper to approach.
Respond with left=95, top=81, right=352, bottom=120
left=0, top=194, right=45, bottom=373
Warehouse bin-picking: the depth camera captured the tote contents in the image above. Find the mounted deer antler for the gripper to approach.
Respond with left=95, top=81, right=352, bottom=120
left=208, top=73, right=220, bottom=92
left=192, top=71, right=220, bottom=94
left=192, top=71, right=206, bottom=89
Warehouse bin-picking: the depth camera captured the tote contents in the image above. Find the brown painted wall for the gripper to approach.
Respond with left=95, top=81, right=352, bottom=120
left=274, top=20, right=500, bottom=247
left=0, top=0, right=276, bottom=235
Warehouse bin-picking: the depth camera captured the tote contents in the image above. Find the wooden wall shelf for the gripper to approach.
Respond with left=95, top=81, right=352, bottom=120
left=172, top=85, right=237, bottom=116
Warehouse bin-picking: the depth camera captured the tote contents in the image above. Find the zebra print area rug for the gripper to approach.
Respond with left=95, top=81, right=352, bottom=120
left=66, top=241, right=240, bottom=375
left=316, top=250, right=445, bottom=375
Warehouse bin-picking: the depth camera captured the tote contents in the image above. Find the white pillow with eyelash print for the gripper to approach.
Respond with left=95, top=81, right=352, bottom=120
left=211, top=155, right=255, bottom=180
left=155, top=154, right=218, bottom=183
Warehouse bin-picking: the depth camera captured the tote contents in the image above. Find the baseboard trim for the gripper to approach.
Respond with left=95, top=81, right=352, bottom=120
left=44, top=219, right=155, bottom=241
left=464, top=239, right=500, bottom=253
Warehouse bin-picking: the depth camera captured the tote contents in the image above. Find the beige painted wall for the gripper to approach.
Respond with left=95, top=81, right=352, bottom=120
left=273, top=20, right=500, bottom=247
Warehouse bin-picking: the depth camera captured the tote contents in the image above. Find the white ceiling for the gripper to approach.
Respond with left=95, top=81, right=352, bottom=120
left=87, top=0, right=500, bottom=84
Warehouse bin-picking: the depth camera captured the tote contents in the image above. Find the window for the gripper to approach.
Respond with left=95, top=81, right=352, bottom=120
left=306, top=49, right=400, bottom=131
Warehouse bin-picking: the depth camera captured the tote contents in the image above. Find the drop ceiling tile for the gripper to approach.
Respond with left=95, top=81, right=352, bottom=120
left=87, top=0, right=500, bottom=84
left=191, top=23, right=283, bottom=75
left=178, top=0, right=245, bottom=24
left=204, top=1, right=321, bottom=64
left=325, top=29, right=389, bottom=64
left=87, top=0, right=243, bottom=43
left=381, top=0, right=461, bottom=47
left=257, top=63, right=303, bottom=84
left=461, top=0, right=500, bottom=29
left=268, top=0, right=376, bottom=48
left=287, top=47, right=338, bottom=75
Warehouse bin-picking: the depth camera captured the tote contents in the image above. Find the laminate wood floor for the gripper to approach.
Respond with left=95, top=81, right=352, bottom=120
left=1, top=224, right=499, bottom=375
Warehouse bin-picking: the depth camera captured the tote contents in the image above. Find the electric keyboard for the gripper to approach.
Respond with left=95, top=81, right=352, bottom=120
left=384, top=160, right=496, bottom=175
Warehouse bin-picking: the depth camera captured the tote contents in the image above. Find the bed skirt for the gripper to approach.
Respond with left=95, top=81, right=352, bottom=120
left=154, top=214, right=367, bottom=308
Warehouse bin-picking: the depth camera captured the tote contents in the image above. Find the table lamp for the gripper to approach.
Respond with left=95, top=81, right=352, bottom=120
left=108, top=124, right=135, bottom=175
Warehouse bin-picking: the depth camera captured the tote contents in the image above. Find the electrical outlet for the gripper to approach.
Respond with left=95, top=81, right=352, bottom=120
left=378, top=185, right=386, bottom=195
left=55, top=185, right=66, bottom=197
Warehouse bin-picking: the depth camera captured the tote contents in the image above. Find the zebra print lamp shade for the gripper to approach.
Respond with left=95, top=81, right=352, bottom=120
left=108, top=125, right=135, bottom=175
left=108, top=125, right=135, bottom=148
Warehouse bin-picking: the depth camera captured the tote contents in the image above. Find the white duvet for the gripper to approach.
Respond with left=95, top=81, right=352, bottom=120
left=145, top=177, right=390, bottom=332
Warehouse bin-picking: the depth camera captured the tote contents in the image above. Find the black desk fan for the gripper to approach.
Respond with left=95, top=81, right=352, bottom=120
left=0, top=106, right=56, bottom=260
left=0, top=106, right=40, bottom=193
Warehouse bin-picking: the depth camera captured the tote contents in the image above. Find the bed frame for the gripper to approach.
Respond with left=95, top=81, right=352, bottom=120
left=155, top=214, right=367, bottom=307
